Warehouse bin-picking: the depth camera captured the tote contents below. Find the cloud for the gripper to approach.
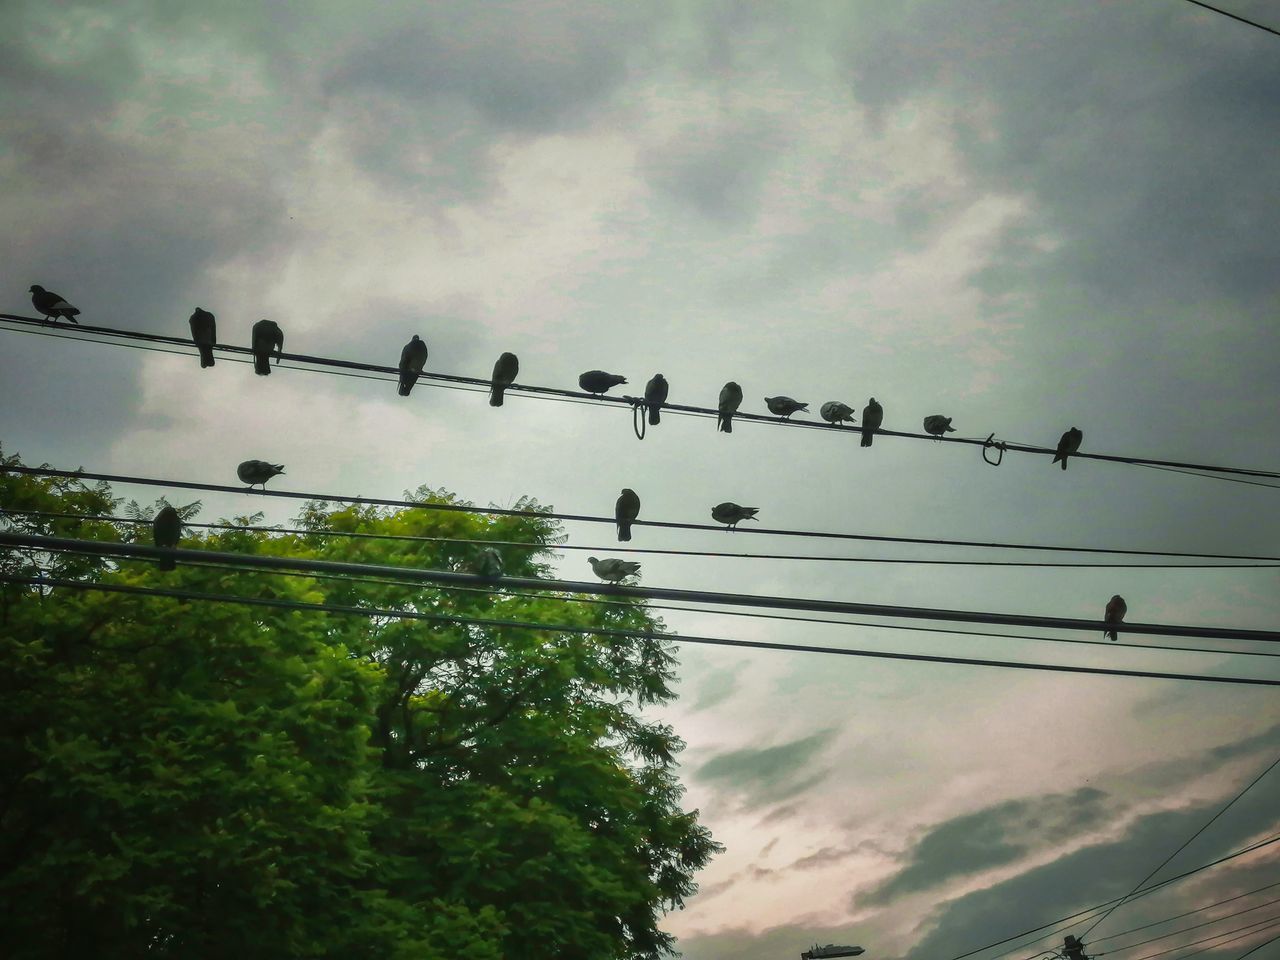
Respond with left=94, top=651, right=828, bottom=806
left=696, top=728, right=838, bottom=807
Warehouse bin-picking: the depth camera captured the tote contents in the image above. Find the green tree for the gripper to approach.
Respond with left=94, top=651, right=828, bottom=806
left=0, top=450, right=720, bottom=959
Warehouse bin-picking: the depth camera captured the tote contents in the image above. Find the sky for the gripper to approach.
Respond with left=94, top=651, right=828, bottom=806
left=3, top=2, right=1280, bottom=958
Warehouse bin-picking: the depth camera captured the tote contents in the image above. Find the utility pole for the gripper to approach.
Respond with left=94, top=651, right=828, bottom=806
left=1062, top=934, right=1089, bottom=960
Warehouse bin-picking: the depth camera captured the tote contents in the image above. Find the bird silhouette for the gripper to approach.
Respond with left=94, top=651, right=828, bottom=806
left=765, top=396, right=809, bottom=419
left=588, top=557, right=642, bottom=582
left=645, top=374, right=669, bottom=425
left=1053, top=428, right=1083, bottom=470
left=29, top=285, right=80, bottom=324
left=490, top=352, right=519, bottom=406
left=153, top=505, right=182, bottom=571
left=189, top=308, right=216, bottom=368
left=398, top=335, right=428, bottom=396
left=251, top=319, right=284, bottom=375
left=711, top=501, right=759, bottom=529
left=237, top=460, right=285, bottom=490
left=923, top=415, right=954, bottom=439
left=475, top=547, right=504, bottom=579
left=861, top=398, right=884, bottom=447
left=718, top=382, right=743, bottom=433
left=579, top=370, right=627, bottom=395
left=1104, top=595, right=1127, bottom=642
left=820, top=401, right=856, bottom=426
left=616, top=488, right=641, bottom=542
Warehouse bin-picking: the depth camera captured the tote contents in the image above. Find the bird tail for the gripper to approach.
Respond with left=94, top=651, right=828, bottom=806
left=718, top=413, right=732, bottom=433
left=490, top=384, right=504, bottom=407
left=861, top=429, right=873, bottom=447
left=198, top=345, right=215, bottom=368
left=618, top=521, right=631, bottom=542
left=648, top=405, right=660, bottom=425
left=398, top=376, right=414, bottom=397
left=254, top=354, right=270, bottom=376
left=1061, top=458, right=1068, bottom=471
left=1105, top=629, right=1117, bottom=642
left=67, top=312, right=80, bottom=324
left=158, top=553, right=176, bottom=572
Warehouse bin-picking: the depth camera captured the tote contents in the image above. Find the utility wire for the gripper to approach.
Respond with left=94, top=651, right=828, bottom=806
left=1090, top=883, right=1280, bottom=945
left=1181, top=0, right=1280, bottom=38
left=4, top=312, right=1279, bottom=482
left=1092, top=896, right=1280, bottom=954
left=1230, top=930, right=1280, bottom=960
left=1116, top=914, right=1280, bottom=960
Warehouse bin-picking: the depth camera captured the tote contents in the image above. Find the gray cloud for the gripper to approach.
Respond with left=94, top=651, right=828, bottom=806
left=697, top=728, right=838, bottom=807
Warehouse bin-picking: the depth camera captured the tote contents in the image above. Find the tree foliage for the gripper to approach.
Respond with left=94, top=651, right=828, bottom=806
left=0, top=450, right=720, bottom=959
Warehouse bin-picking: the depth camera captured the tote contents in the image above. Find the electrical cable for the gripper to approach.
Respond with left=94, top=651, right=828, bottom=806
left=1090, top=882, right=1280, bottom=945
left=1091, top=896, right=1280, bottom=954
left=1117, top=913, right=1280, bottom=960
left=1181, top=0, right=1280, bottom=38
left=1229, top=930, right=1280, bottom=960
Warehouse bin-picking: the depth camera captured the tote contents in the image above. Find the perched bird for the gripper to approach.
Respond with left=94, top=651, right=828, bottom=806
left=588, top=556, right=642, bottom=583
left=1104, top=595, right=1127, bottom=642
left=251, top=319, right=284, bottom=375
left=237, top=460, right=285, bottom=490
left=579, top=370, right=627, bottom=395
left=475, top=547, right=504, bottom=580
left=923, top=415, right=955, bottom=439
left=644, top=374, right=669, bottom=425
left=861, top=398, right=884, bottom=447
left=615, top=488, right=641, bottom=542
left=490, top=352, right=519, bottom=407
left=718, top=381, right=743, bottom=433
left=711, top=501, right=759, bottom=530
left=29, top=285, right=80, bottom=324
left=764, top=396, right=809, bottom=419
left=1052, top=427, right=1083, bottom=470
left=819, top=401, right=857, bottom=426
left=153, top=505, right=182, bottom=572
left=398, top=335, right=428, bottom=396
left=189, top=308, right=216, bottom=368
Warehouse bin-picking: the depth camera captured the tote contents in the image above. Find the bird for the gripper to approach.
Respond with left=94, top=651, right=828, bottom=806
left=644, top=374, right=669, bottom=425
left=819, top=401, right=856, bottom=426
left=251, top=319, right=284, bottom=375
left=615, top=488, right=640, bottom=542
left=29, top=285, right=80, bottom=324
left=490, top=352, right=519, bottom=407
left=153, top=505, right=182, bottom=572
left=475, top=547, right=504, bottom=579
left=1053, top=427, right=1083, bottom=470
left=1104, top=595, right=1127, bottom=642
left=711, top=501, right=759, bottom=530
left=398, top=335, right=428, bottom=396
left=764, top=396, right=809, bottom=419
left=189, top=308, right=216, bottom=368
left=237, top=460, right=285, bottom=490
left=718, top=382, right=743, bottom=433
left=588, top=557, right=642, bottom=582
left=579, top=370, right=627, bottom=395
left=923, top=415, right=955, bottom=439
left=861, top=398, right=884, bottom=447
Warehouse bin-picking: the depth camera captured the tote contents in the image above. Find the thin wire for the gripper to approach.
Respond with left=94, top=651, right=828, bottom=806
left=1140, top=463, right=1280, bottom=492
left=1091, top=883, right=1280, bottom=945
left=1230, top=930, right=1280, bottom=960
left=1092, top=896, right=1280, bottom=954
left=1181, top=0, right=1280, bottom=38
left=1118, top=914, right=1280, bottom=960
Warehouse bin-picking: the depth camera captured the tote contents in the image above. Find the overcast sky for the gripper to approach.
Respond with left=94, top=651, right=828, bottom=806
left=3, top=2, right=1280, bottom=958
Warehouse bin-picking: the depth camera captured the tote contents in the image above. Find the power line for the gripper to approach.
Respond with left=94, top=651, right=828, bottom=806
left=1117, top=913, right=1280, bottom=960
left=1181, top=0, right=1280, bottom=39
left=4, top=312, right=1279, bottom=483
left=1090, top=883, right=1280, bottom=945
left=1092, top=896, right=1280, bottom=954
left=1230, top=931, right=1280, bottom=960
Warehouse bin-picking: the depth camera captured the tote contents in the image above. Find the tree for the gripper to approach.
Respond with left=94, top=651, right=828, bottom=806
left=0, top=449, right=720, bottom=959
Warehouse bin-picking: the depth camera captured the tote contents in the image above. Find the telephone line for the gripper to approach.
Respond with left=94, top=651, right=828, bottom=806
left=1181, top=0, right=1280, bottom=38
left=1092, top=896, right=1280, bottom=954
left=1090, top=882, right=1280, bottom=945
left=1116, top=913, right=1280, bottom=960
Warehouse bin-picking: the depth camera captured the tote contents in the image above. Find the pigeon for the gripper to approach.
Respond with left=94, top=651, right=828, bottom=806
left=819, top=401, right=857, bottom=426
left=153, top=505, right=182, bottom=572
left=189, top=308, right=216, bottom=368
left=1053, top=427, right=1083, bottom=470
left=764, top=396, right=809, bottom=419
left=711, top=501, right=759, bottom=530
left=1104, top=595, right=1127, bottom=642
left=644, top=374, right=669, bottom=425
left=475, top=547, right=504, bottom=580
left=29, top=285, right=80, bottom=324
left=398, top=335, right=428, bottom=396
left=860, top=398, right=884, bottom=447
left=587, top=556, right=642, bottom=582
left=237, top=460, right=285, bottom=490
left=579, top=370, right=627, bottom=395
left=923, top=415, right=955, bottom=439
left=490, top=352, right=519, bottom=407
left=616, top=488, right=641, bottom=542
left=251, top=319, right=284, bottom=375
left=718, top=381, right=743, bottom=433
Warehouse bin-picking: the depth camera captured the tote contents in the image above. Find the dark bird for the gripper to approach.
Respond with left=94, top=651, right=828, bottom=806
left=189, top=308, right=216, bottom=368
left=588, top=557, right=642, bottom=582
left=251, top=319, right=284, bottom=375
left=475, top=547, right=504, bottom=580
left=237, top=460, right=285, bottom=490
left=398, top=335, right=428, bottom=396
left=861, top=398, right=883, bottom=447
left=820, top=401, right=856, bottom=426
left=615, top=488, right=640, bottom=542
left=1104, top=595, right=1127, bottom=642
left=711, top=501, right=759, bottom=530
left=153, top=505, right=182, bottom=572
left=579, top=370, right=627, bottom=395
left=644, top=374, right=669, bottom=425
left=718, top=381, right=743, bottom=433
left=1053, top=427, right=1083, bottom=470
left=490, top=352, right=519, bottom=407
left=29, top=285, right=80, bottom=324
left=923, top=415, right=955, bottom=439
left=765, top=396, right=809, bottom=419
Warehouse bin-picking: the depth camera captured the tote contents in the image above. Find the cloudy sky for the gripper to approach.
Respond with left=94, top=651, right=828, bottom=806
left=3, top=1, right=1280, bottom=958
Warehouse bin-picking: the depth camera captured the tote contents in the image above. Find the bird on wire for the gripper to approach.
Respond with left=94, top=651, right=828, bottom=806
left=1104, top=595, right=1127, bottom=641
left=251, top=319, right=284, bottom=375
left=475, top=547, right=504, bottom=580
left=398, top=335, right=428, bottom=396
left=820, top=401, right=856, bottom=426
left=765, top=396, right=809, bottom=419
left=153, top=505, right=182, bottom=572
left=923, top=415, right=955, bottom=439
left=237, top=460, right=285, bottom=490
left=1053, top=427, right=1083, bottom=470
left=189, top=308, right=216, bottom=368
left=711, top=501, right=759, bottom=530
left=616, top=488, right=641, bottom=542
left=490, top=352, right=519, bottom=407
left=861, top=398, right=884, bottom=447
left=718, top=381, right=743, bottom=433
left=644, top=373, right=669, bottom=425
left=588, top=556, right=642, bottom=583
left=579, top=370, right=627, bottom=395
left=29, top=285, right=80, bottom=324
